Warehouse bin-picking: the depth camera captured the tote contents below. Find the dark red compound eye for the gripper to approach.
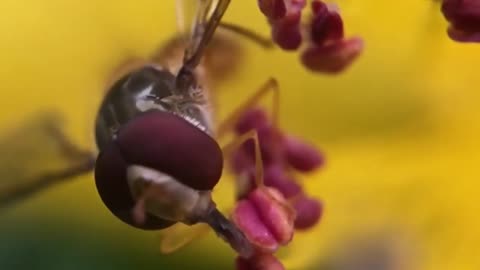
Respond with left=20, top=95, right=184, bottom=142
left=95, top=111, right=224, bottom=230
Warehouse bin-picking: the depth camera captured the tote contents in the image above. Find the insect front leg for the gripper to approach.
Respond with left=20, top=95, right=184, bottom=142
left=216, top=77, right=280, bottom=138
left=222, top=130, right=265, bottom=189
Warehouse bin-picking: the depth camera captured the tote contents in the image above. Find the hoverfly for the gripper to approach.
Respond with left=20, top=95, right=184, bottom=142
left=0, top=0, right=280, bottom=259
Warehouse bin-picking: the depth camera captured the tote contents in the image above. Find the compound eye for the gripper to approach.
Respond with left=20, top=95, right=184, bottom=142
left=94, top=141, right=175, bottom=230
left=115, top=110, right=224, bottom=191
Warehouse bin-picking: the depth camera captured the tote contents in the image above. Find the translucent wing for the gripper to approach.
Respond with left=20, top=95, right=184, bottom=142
left=159, top=222, right=211, bottom=254
left=175, top=0, right=273, bottom=50
left=0, top=112, right=94, bottom=208
left=175, top=0, right=231, bottom=87
left=183, top=0, right=216, bottom=62
left=175, top=0, right=216, bottom=45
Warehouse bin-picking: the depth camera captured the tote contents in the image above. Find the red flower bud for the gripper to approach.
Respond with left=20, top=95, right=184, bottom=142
left=301, top=37, right=364, bottom=74
left=310, top=1, right=344, bottom=45
left=442, top=0, right=480, bottom=42
left=293, top=195, right=323, bottom=230
left=264, top=165, right=302, bottom=198
left=258, top=0, right=287, bottom=20
left=283, top=135, right=324, bottom=172
left=271, top=12, right=303, bottom=50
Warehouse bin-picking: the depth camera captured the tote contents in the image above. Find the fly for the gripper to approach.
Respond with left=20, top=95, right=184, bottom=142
left=0, top=0, right=279, bottom=259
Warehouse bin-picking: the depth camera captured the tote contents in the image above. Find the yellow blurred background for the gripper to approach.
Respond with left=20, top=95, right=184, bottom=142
left=1, top=0, right=479, bottom=269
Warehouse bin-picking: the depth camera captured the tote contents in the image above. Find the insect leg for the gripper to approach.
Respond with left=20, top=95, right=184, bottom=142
left=158, top=222, right=211, bottom=254
left=219, top=22, right=274, bottom=49
left=222, top=130, right=265, bottom=188
left=0, top=160, right=94, bottom=208
left=0, top=115, right=95, bottom=208
left=44, top=118, right=94, bottom=161
left=216, top=77, right=280, bottom=138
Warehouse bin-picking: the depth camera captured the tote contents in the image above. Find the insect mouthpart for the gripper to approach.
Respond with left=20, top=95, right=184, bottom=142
left=126, top=164, right=254, bottom=258
left=126, top=165, right=214, bottom=225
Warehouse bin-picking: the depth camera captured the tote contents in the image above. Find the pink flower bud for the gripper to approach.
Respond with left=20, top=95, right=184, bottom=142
left=442, top=0, right=480, bottom=42
left=264, top=165, right=302, bottom=198
left=232, top=187, right=295, bottom=252
left=233, top=200, right=279, bottom=252
left=283, top=135, right=324, bottom=172
left=236, top=253, right=285, bottom=270
left=292, top=196, right=323, bottom=230
left=249, top=188, right=295, bottom=245
left=301, top=36, right=364, bottom=73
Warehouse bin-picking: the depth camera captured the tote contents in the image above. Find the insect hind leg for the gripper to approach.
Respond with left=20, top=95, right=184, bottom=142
left=0, top=159, right=94, bottom=208
left=0, top=112, right=95, bottom=209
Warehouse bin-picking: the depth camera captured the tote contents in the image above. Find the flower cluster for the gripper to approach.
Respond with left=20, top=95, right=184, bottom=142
left=441, top=0, right=480, bottom=42
left=257, top=0, right=364, bottom=74
left=230, top=108, right=324, bottom=269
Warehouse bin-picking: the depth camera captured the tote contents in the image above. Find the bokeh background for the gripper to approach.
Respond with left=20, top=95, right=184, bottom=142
left=1, top=0, right=479, bottom=269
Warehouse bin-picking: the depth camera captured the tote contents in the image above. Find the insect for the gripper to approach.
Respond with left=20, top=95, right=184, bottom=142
left=0, top=0, right=280, bottom=258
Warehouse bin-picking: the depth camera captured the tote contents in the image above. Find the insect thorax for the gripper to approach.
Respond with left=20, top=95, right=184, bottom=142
left=95, top=65, right=213, bottom=151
